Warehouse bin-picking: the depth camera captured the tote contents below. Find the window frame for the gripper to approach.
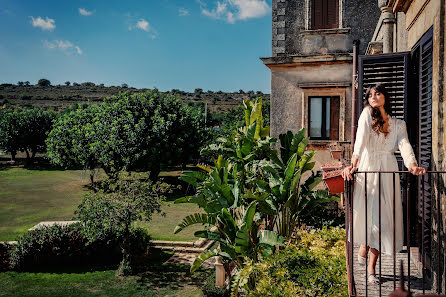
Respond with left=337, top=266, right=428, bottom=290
left=308, top=96, right=339, bottom=140
left=301, top=86, right=346, bottom=143
left=308, top=0, right=341, bottom=30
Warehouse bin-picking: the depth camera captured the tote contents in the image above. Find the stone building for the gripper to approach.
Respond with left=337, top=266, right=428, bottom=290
left=262, top=0, right=446, bottom=293
left=261, top=0, right=381, bottom=168
left=365, top=0, right=446, bottom=292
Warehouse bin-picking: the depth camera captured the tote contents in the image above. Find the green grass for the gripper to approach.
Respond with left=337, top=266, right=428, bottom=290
left=0, top=250, right=211, bottom=297
left=0, top=167, right=201, bottom=242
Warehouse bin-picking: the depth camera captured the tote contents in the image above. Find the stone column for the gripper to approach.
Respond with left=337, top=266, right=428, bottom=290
left=215, top=256, right=225, bottom=287
left=378, top=0, right=396, bottom=53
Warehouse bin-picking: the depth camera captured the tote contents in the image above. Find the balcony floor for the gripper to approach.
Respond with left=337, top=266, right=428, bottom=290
left=352, top=245, right=435, bottom=296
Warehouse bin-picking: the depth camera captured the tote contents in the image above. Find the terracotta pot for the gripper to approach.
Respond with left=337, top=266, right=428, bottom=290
left=330, top=150, right=342, bottom=160
left=321, top=161, right=343, bottom=171
left=323, top=169, right=345, bottom=194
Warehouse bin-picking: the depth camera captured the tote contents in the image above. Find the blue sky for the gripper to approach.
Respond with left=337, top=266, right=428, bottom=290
left=0, top=0, right=272, bottom=93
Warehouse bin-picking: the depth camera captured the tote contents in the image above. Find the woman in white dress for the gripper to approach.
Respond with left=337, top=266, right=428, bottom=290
left=342, top=83, right=426, bottom=284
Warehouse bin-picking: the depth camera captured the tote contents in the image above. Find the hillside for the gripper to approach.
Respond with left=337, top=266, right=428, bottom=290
left=0, top=84, right=270, bottom=113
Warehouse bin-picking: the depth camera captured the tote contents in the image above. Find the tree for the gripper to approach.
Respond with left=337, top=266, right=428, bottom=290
left=65, top=81, right=70, bottom=86
left=0, top=108, right=55, bottom=163
left=24, top=81, right=30, bottom=86
left=81, top=82, right=95, bottom=87
left=73, top=82, right=80, bottom=86
left=46, top=104, right=101, bottom=182
left=121, top=83, right=128, bottom=88
left=17, top=81, right=24, bottom=86
left=37, top=79, right=51, bottom=87
left=194, top=88, right=203, bottom=95
left=76, top=178, right=168, bottom=275
left=239, top=89, right=245, bottom=94
left=47, top=90, right=210, bottom=180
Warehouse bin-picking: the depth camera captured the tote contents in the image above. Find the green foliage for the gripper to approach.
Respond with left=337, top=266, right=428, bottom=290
left=9, top=223, right=124, bottom=271
left=0, top=107, right=56, bottom=162
left=37, top=78, right=51, bottom=87
left=0, top=243, right=12, bottom=272
left=46, top=90, right=210, bottom=179
left=175, top=99, right=339, bottom=294
left=75, top=177, right=168, bottom=275
left=202, top=271, right=229, bottom=297
left=236, top=227, right=347, bottom=297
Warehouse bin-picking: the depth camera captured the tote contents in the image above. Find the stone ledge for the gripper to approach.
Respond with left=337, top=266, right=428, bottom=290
left=29, top=221, right=80, bottom=230
left=300, top=28, right=351, bottom=36
left=261, top=53, right=353, bottom=66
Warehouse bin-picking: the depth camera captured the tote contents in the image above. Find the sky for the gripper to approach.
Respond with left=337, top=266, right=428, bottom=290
left=0, top=0, right=272, bottom=93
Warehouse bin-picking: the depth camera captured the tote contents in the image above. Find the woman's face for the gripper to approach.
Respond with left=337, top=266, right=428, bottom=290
left=368, top=88, right=385, bottom=108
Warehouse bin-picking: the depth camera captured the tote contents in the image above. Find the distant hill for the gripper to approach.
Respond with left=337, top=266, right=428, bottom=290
left=0, top=84, right=270, bottom=113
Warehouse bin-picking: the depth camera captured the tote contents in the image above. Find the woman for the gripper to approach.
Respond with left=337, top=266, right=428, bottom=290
left=342, top=83, right=426, bottom=284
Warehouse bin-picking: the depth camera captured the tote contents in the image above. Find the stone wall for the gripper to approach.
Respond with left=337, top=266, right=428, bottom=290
left=271, top=0, right=380, bottom=57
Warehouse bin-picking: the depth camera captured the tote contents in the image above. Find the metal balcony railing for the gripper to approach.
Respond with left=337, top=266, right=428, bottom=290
left=344, top=171, right=446, bottom=297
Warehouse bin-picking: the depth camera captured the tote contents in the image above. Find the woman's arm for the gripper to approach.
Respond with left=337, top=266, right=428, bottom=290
left=397, top=120, right=426, bottom=175
left=342, top=107, right=371, bottom=180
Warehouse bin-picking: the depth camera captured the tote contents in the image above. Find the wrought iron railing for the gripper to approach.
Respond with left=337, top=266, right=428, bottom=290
left=344, top=170, right=446, bottom=297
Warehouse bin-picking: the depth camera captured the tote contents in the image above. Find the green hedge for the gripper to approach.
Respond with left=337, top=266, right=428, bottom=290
left=242, top=227, right=348, bottom=297
left=7, top=223, right=150, bottom=271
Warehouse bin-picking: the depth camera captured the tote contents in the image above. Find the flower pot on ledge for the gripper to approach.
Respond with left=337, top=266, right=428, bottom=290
left=321, top=161, right=343, bottom=171
left=322, top=169, right=344, bottom=194
left=329, top=142, right=343, bottom=160
left=330, top=150, right=342, bottom=160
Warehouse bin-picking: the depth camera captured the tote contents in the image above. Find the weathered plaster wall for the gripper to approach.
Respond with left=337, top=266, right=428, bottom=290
left=404, top=0, right=445, bottom=291
left=342, top=0, right=382, bottom=55
left=272, top=0, right=380, bottom=56
left=270, top=60, right=352, bottom=139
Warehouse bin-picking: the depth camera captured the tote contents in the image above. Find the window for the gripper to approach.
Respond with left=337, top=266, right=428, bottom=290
left=311, top=0, right=338, bottom=30
left=308, top=96, right=339, bottom=140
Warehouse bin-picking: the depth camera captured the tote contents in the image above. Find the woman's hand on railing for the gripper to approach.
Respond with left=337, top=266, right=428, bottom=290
left=409, top=163, right=426, bottom=175
left=342, top=165, right=356, bottom=181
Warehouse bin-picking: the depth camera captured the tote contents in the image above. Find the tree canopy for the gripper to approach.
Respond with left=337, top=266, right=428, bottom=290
left=46, top=90, right=210, bottom=180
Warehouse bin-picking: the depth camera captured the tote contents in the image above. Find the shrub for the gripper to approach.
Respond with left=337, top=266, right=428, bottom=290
left=241, top=227, right=348, bottom=297
left=202, top=271, right=228, bottom=297
left=0, top=243, right=12, bottom=271
left=9, top=223, right=151, bottom=271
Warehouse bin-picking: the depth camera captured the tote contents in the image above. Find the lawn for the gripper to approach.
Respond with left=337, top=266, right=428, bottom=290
left=0, top=166, right=202, bottom=242
left=0, top=250, right=211, bottom=297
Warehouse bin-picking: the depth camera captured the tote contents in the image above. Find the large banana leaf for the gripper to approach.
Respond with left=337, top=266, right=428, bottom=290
left=174, top=213, right=216, bottom=234
left=191, top=248, right=220, bottom=272
left=194, top=230, right=221, bottom=241
left=258, top=230, right=285, bottom=247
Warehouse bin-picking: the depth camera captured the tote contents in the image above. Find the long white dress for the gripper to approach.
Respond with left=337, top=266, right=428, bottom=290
left=352, top=106, right=417, bottom=255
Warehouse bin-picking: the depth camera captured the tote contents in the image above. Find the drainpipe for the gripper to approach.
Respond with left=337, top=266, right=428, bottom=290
left=351, top=40, right=360, bottom=153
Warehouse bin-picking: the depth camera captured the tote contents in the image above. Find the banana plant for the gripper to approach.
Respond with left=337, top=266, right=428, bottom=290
left=259, top=128, right=339, bottom=238
left=174, top=200, right=284, bottom=273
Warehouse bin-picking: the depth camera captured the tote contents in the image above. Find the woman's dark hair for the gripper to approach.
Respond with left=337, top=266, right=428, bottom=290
left=364, top=83, right=392, bottom=136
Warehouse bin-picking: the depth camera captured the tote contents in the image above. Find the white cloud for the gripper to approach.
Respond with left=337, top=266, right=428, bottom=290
left=179, top=8, right=189, bottom=16
left=44, top=40, right=83, bottom=55
left=79, top=8, right=93, bottom=16
left=31, top=16, right=56, bottom=31
left=199, top=0, right=270, bottom=23
left=136, top=19, right=150, bottom=31
left=126, top=14, right=158, bottom=39
left=75, top=46, right=83, bottom=55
